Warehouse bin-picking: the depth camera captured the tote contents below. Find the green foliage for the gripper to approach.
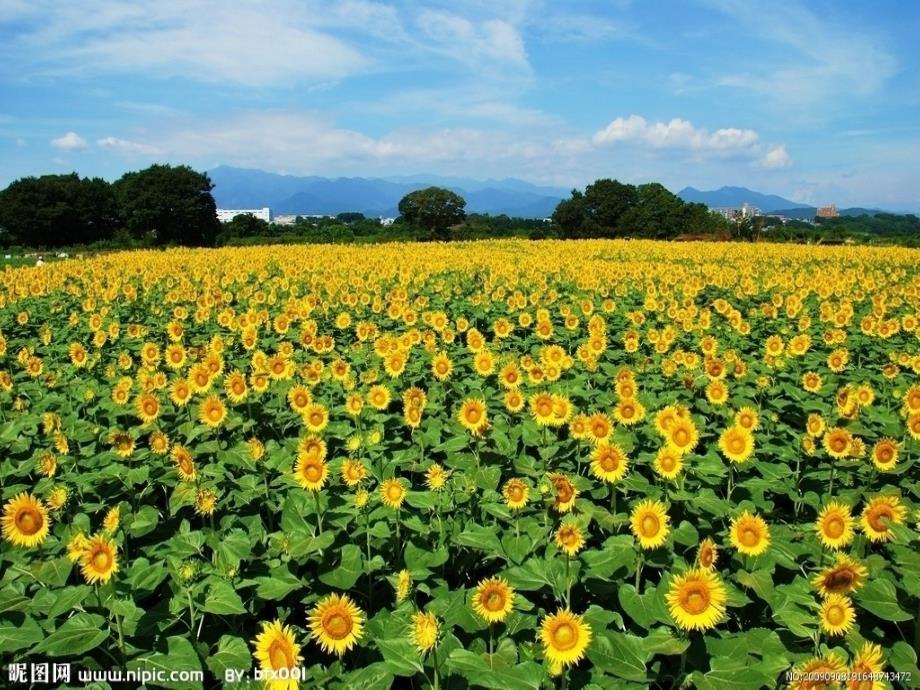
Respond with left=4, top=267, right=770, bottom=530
left=397, top=186, right=466, bottom=240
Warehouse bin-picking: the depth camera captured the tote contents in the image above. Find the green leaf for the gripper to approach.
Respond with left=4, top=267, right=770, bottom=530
left=856, top=578, right=912, bottom=621
left=319, top=544, right=363, bottom=589
left=455, top=524, right=504, bottom=557
left=503, top=558, right=553, bottom=591
left=202, top=579, right=247, bottom=615
left=254, top=569, right=303, bottom=600
left=132, top=635, right=203, bottom=690
left=617, top=584, right=667, bottom=629
left=206, top=635, right=251, bottom=678
left=642, top=627, right=690, bottom=656
left=588, top=631, right=647, bottom=682
left=582, top=535, right=636, bottom=580
left=129, top=504, right=161, bottom=537
left=446, top=648, right=544, bottom=690
left=0, top=614, right=44, bottom=653
left=31, top=557, right=72, bottom=587
left=375, top=638, right=424, bottom=677
left=33, top=612, right=108, bottom=656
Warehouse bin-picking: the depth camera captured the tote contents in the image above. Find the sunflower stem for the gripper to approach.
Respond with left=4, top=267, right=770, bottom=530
left=433, top=645, right=440, bottom=690
left=564, top=556, right=572, bottom=608
left=314, top=490, right=323, bottom=536
left=186, top=589, right=196, bottom=633
left=635, top=552, right=644, bottom=591
left=828, top=463, right=835, bottom=498
left=488, top=626, right=494, bottom=670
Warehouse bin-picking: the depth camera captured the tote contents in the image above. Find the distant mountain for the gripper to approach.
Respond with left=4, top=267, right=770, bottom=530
left=677, top=186, right=811, bottom=213
left=770, top=207, right=888, bottom=221
left=207, top=166, right=567, bottom=218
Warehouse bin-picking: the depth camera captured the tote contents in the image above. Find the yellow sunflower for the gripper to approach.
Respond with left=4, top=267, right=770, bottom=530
left=409, top=611, right=439, bottom=654
left=653, top=446, right=683, bottom=480
left=472, top=577, right=515, bottom=623
left=696, top=538, right=718, bottom=570
left=812, top=553, right=868, bottom=597
left=294, top=453, right=328, bottom=491
left=252, top=619, right=303, bottom=690
left=789, top=654, right=846, bottom=690
left=548, top=473, right=578, bottom=513
left=554, top=522, right=586, bottom=557
left=819, top=594, right=855, bottom=637
left=171, top=445, right=197, bottom=482
left=198, top=394, right=227, bottom=428
left=458, top=398, right=489, bottom=436
left=424, top=464, right=449, bottom=491
left=502, top=478, right=530, bottom=510
left=340, top=459, right=367, bottom=488
left=380, top=478, right=407, bottom=510
left=718, top=425, right=754, bottom=464
left=870, top=438, right=899, bottom=471
left=860, top=494, right=906, bottom=542
left=590, top=443, right=629, bottom=483
left=630, top=499, right=670, bottom=550
left=666, top=568, right=727, bottom=631
left=823, top=427, right=852, bottom=459
left=1, top=492, right=51, bottom=548
left=815, top=502, right=854, bottom=549
left=848, top=642, right=885, bottom=690
left=667, top=416, right=699, bottom=455
left=80, top=533, right=119, bottom=584
left=308, top=593, right=365, bottom=656
left=539, top=608, right=592, bottom=671
left=729, top=511, right=770, bottom=557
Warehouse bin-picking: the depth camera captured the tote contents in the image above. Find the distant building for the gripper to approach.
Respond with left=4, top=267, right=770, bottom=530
left=216, top=207, right=271, bottom=223
left=273, top=215, right=298, bottom=226
left=711, top=202, right=762, bottom=221
left=379, top=217, right=396, bottom=226
left=816, top=205, right=839, bottom=219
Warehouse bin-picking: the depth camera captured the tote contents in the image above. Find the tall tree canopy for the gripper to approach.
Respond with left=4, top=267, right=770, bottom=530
left=397, top=187, right=466, bottom=240
left=113, top=164, right=220, bottom=246
left=0, top=173, right=119, bottom=247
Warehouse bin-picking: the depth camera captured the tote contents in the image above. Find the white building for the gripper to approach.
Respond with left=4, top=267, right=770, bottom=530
left=216, top=207, right=271, bottom=223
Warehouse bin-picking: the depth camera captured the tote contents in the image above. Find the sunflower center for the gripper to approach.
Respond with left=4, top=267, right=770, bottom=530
left=92, top=549, right=111, bottom=570
left=621, top=404, right=635, bottom=418
left=208, top=408, right=221, bottom=421
left=508, top=486, right=523, bottom=502
left=823, top=569, right=855, bottom=592
left=867, top=507, right=892, bottom=532
left=465, top=408, right=481, bottom=423
left=309, top=412, right=323, bottom=425
left=729, top=436, right=745, bottom=453
left=681, top=585, right=710, bottom=614
left=672, top=428, right=689, bottom=445
left=386, top=485, right=403, bottom=501
left=660, top=455, right=676, bottom=472
left=877, top=447, right=893, bottom=463
left=550, top=622, right=578, bottom=650
left=599, top=451, right=619, bottom=472
left=830, top=437, right=847, bottom=452
left=825, top=604, right=845, bottom=626
left=484, top=590, right=505, bottom=611
left=641, top=514, right=660, bottom=537
left=15, top=508, right=42, bottom=535
left=554, top=481, right=574, bottom=503
left=304, top=463, right=322, bottom=482
left=699, top=549, right=714, bottom=567
left=741, top=527, right=759, bottom=547
left=825, top=516, right=845, bottom=538
left=323, top=611, right=353, bottom=640
left=295, top=393, right=307, bottom=407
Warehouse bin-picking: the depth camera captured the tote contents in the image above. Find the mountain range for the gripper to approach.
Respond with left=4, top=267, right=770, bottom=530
left=207, top=169, right=896, bottom=220
left=207, top=166, right=569, bottom=218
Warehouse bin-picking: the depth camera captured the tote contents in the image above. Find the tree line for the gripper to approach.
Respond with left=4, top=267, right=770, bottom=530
left=3, top=164, right=914, bottom=250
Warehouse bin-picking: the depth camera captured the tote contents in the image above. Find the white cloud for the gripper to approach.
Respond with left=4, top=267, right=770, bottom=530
left=593, top=115, right=759, bottom=153
left=416, top=10, right=529, bottom=69
left=96, top=136, right=163, bottom=156
left=759, top=145, right=792, bottom=169
left=50, top=131, right=88, bottom=151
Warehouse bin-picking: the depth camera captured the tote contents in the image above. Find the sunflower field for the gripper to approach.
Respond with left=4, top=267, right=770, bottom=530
left=1, top=239, right=919, bottom=690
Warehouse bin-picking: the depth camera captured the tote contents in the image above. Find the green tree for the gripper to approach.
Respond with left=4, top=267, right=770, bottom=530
left=218, top=214, right=271, bottom=244
left=620, top=183, right=685, bottom=238
left=0, top=173, right=119, bottom=248
left=551, top=190, right=590, bottom=239
left=583, top=179, right=638, bottom=236
left=113, top=164, right=220, bottom=246
left=397, top=187, right=466, bottom=240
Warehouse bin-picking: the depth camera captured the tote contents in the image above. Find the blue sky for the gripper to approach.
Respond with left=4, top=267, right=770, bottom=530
left=2, top=0, right=919, bottom=209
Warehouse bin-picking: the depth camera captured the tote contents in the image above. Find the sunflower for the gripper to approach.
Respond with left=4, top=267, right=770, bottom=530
left=815, top=502, right=855, bottom=549
left=252, top=619, right=302, bottom=690
left=169, top=378, right=193, bottom=406
left=46, top=486, right=69, bottom=511
left=367, top=384, right=392, bottom=410
left=789, top=654, right=847, bottom=690
left=395, top=569, right=412, bottom=602
left=667, top=416, right=699, bottom=455
left=504, top=389, right=525, bottom=413
left=848, top=642, right=885, bottom=690
left=539, top=608, right=592, bottom=671
left=870, top=438, right=900, bottom=471
left=66, top=531, right=89, bottom=562
left=718, top=425, right=754, bottom=464
left=37, top=452, right=57, bottom=478
left=294, top=453, right=328, bottom=491
left=705, top=380, right=729, bottom=405
left=812, top=553, right=868, bottom=597
left=135, top=393, right=161, bottom=424
left=613, top=397, right=646, bottom=425
left=471, top=577, right=515, bottom=623
left=409, top=611, right=439, bottom=654
left=431, top=352, right=453, bottom=381
left=308, top=593, right=364, bottom=656
left=424, top=464, right=449, bottom=491
left=502, top=478, right=530, bottom=510
left=458, top=398, right=489, bottom=436
left=380, top=478, right=407, bottom=510
left=195, top=488, right=218, bottom=516
left=80, top=533, right=119, bottom=584
left=555, top=522, right=586, bottom=556
left=103, top=506, right=120, bottom=533
left=666, top=568, right=727, bottom=631
left=301, top=403, right=329, bottom=434
left=530, top=392, right=556, bottom=426
left=805, top=413, right=826, bottom=437
left=653, top=446, right=683, bottom=480
left=734, top=406, right=760, bottom=431
left=630, top=499, right=670, bottom=550
left=149, top=430, right=170, bottom=455
left=341, top=459, right=367, bottom=488
left=823, top=427, right=852, bottom=459
left=1, top=493, right=51, bottom=548
left=696, top=538, right=718, bottom=570
left=860, top=494, right=906, bottom=542
left=819, top=593, right=855, bottom=637
left=198, top=395, right=227, bottom=428
left=590, top=443, right=629, bottom=483
left=110, top=431, right=135, bottom=458
left=171, top=445, right=197, bottom=482
left=587, top=412, right=613, bottom=443
left=729, top=511, right=770, bottom=557
left=548, top=472, right=578, bottom=513
left=287, top=385, right=312, bottom=414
